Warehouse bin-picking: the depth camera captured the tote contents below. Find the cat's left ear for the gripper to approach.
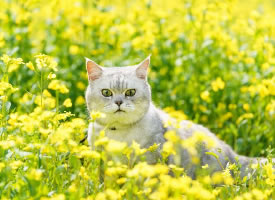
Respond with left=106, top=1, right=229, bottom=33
left=136, top=55, right=151, bottom=80
left=85, top=57, right=103, bottom=81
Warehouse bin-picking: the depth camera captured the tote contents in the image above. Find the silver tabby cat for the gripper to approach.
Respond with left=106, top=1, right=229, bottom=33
left=85, top=56, right=274, bottom=178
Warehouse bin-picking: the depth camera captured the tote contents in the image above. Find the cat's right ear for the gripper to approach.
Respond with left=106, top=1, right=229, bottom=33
left=136, top=55, right=151, bottom=80
left=85, top=58, right=103, bottom=81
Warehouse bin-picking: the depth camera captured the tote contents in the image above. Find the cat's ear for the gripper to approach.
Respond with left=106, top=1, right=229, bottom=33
left=136, top=55, right=151, bottom=80
left=85, top=57, right=103, bottom=81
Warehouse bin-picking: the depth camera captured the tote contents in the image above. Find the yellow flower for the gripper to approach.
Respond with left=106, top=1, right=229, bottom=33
left=106, top=140, right=127, bottom=153
left=54, top=112, right=74, bottom=121
left=47, top=72, right=56, bottom=79
left=252, top=189, right=266, bottom=200
left=162, top=141, right=176, bottom=158
left=69, top=45, right=80, bottom=55
left=242, top=103, right=250, bottom=111
left=116, top=177, right=127, bottom=185
left=48, top=80, right=69, bottom=93
left=0, top=54, right=11, bottom=64
left=222, top=168, right=234, bottom=185
left=41, top=194, right=65, bottom=200
left=48, top=80, right=60, bottom=90
left=211, top=172, right=223, bottom=184
left=0, top=140, right=15, bottom=150
left=193, top=131, right=216, bottom=148
left=164, top=107, right=187, bottom=121
left=236, top=113, right=254, bottom=124
left=102, top=189, right=120, bottom=200
left=0, top=82, right=18, bottom=95
left=199, top=105, right=208, bottom=112
left=94, top=137, right=109, bottom=147
left=78, top=149, right=101, bottom=159
left=95, top=193, right=106, bottom=200
left=264, top=163, right=275, bottom=186
left=39, top=127, right=52, bottom=137
left=68, top=183, right=77, bottom=193
left=244, top=57, right=254, bottom=64
left=201, top=175, right=212, bottom=185
left=164, top=130, right=180, bottom=143
left=200, top=90, right=210, bottom=102
left=211, top=77, right=225, bottom=92
left=220, top=112, right=233, bottom=123
left=147, top=143, right=160, bottom=152
left=75, top=96, right=85, bottom=105
left=132, top=141, right=147, bottom=155
left=0, top=162, right=5, bottom=171
left=10, top=160, right=23, bottom=170
left=27, top=168, right=43, bottom=181
left=163, top=119, right=173, bottom=128
left=35, top=54, right=58, bottom=71
left=261, top=62, right=270, bottom=70
left=229, top=104, right=237, bottom=110
left=202, top=164, right=209, bottom=169
left=89, top=111, right=106, bottom=121
left=59, top=85, right=69, bottom=93
left=43, top=89, right=52, bottom=97
left=105, top=166, right=127, bottom=176
left=76, top=81, right=86, bottom=90
left=257, top=84, right=269, bottom=97
left=6, top=57, right=24, bottom=72
left=79, top=166, right=90, bottom=180
left=26, top=61, right=35, bottom=71
left=63, top=98, right=72, bottom=107
left=20, top=92, right=32, bottom=104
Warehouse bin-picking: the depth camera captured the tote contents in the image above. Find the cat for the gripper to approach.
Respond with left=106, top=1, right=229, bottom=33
left=85, top=56, right=274, bottom=179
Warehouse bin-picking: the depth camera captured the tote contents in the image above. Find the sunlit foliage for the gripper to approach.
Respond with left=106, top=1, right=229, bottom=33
left=0, top=0, right=274, bottom=199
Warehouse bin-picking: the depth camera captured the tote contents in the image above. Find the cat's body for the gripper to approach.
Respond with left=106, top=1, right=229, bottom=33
left=87, top=103, right=165, bottom=164
left=85, top=56, right=274, bottom=178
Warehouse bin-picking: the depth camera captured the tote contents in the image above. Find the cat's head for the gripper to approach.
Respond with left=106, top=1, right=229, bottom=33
left=85, top=56, right=151, bottom=126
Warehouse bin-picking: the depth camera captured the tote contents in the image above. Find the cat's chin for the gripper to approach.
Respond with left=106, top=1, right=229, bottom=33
left=96, top=111, right=145, bottom=127
left=114, top=109, right=126, bottom=113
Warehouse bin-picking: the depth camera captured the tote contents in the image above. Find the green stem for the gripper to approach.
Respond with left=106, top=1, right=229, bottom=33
left=40, top=69, right=43, bottom=108
left=205, top=151, right=224, bottom=170
left=56, top=91, right=59, bottom=113
left=1, top=98, right=5, bottom=131
left=1, top=61, right=9, bottom=136
left=91, top=121, right=95, bottom=150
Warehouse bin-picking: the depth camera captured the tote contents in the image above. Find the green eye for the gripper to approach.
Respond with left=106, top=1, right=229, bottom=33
left=125, top=89, right=136, bottom=97
left=101, top=89, right=113, bottom=97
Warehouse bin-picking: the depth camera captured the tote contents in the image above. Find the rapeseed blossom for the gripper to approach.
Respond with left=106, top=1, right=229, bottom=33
left=200, top=90, right=210, bottom=102
left=0, top=0, right=275, bottom=199
left=211, top=77, right=225, bottom=92
left=35, top=54, right=58, bottom=71
left=63, top=98, right=72, bottom=107
left=26, top=61, right=35, bottom=71
left=48, top=80, right=69, bottom=93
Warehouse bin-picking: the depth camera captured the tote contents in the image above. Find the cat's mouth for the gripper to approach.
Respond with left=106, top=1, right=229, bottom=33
left=114, top=108, right=125, bottom=113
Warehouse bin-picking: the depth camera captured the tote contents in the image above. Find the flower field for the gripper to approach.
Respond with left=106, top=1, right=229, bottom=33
left=0, top=0, right=275, bottom=199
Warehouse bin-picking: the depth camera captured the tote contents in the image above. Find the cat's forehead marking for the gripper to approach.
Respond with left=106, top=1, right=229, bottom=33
left=103, top=66, right=136, bottom=91
left=109, top=73, right=128, bottom=91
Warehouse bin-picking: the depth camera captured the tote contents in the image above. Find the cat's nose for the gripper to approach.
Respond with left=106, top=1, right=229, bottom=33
left=115, top=100, right=123, bottom=106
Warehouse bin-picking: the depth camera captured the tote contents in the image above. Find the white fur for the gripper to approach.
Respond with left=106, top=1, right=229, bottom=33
left=87, top=103, right=164, bottom=148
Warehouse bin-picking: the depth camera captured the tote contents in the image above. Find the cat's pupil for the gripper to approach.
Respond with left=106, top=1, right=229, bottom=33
left=125, top=89, right=136, bottom=97
left=102, top=89, right=112, bottom=97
